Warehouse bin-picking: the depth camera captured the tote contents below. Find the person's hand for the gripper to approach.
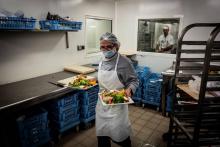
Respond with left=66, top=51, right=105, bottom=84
left=125, top=88, right=132, bottom=97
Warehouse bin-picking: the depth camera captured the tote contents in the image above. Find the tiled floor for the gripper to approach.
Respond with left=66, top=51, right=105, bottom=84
left=56, top=105, right=169, bottom=147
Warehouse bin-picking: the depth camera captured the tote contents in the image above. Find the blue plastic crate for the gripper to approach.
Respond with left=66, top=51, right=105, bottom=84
left=143, top=78, right=162, bottom=88
left=49, top=100, right=79, bottom=114
left=80, top=94, right=98, bottom=105
left=135, top=66, right=151, bottom=78
left=50, top=106, right=79, bottom=121
left=20, top=129, right=50, bottom=147
left=134, top=87, right=142, bottom=96
left=143, top=91, right=161, bottom=99
left=143, top=90, right=160, bottom=96
left=0, top=17, right=36, bottom=30
left=133, top=94, right=142, bottom=102
left=58, top=119, right=80, bottom=133
left=75, top=22, right=82, bottom=30
left=39, top=20, right=82, bottom=31
left=80, top=110, right=95, bottom=118
left=142, top=91, right=161, bottom=105
left=142, top=99, right=160, bottom=107
left=52, top=114, right=80, bottom=130
left=81, top=101, right=97, bottom=112
left=143, top=94, right=160, bottom=101
left=50, top=93, right=78, bottom=108
left=17, top=108, right=48, bottom=132
left=142, top=82, right=161, bottom=106
left=135, top=66, right=152, bottom=88
left=80, top=115, right=95, bottom=123
left=143, top=88, right=161, bottom=95
left=18, top=122, right=48, bottom=139
left=81, top=85, right=99, bottom=93
left=16, top=108, right=50, bottom=145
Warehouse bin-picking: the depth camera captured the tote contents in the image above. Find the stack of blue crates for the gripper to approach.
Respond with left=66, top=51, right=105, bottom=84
left=39, top=20, right=82, bottom=31
left=0, top=17, right=36, bottom=30
left=142, top=73, right=162, bottom=107
left=133, top=66, right=151, bottom=103
left=48, top=92, right=80, bottom=133
left=16, top=108, right=50, bottom=147
left=79, top=85, right=99, bottom=123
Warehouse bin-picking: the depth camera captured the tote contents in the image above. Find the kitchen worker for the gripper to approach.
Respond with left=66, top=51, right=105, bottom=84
left=156, top=25, right=174, bottom=53
left=96, top=32, right=139, bottom=147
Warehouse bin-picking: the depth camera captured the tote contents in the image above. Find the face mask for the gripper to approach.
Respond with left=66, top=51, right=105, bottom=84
left=102, top=48, right=116, bottom=58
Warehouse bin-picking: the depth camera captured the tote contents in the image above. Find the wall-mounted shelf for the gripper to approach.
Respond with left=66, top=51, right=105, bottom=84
left=0, top=17, right=82, bottom=48
left=0, top=29, right=77, bottom=48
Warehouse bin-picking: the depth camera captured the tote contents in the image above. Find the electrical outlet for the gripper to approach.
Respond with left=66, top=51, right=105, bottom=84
left=77, top=45, right=85, bottom=51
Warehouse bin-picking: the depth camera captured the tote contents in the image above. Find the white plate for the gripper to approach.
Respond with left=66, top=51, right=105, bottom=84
left=98, top=93, right=134, bottom=106
left=57, top=75, right=97, bottom=90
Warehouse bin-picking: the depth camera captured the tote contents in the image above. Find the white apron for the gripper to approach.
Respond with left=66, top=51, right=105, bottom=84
left=96, top=54, right=131, bottom=142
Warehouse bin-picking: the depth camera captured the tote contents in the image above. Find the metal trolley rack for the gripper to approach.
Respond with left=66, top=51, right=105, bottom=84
left=168, top=23, right=220, bottom=147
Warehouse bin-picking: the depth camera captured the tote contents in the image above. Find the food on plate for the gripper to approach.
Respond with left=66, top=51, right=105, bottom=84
left=68, top=74, right=97, bottom=89
left=100, top=89, right=129, bottom=104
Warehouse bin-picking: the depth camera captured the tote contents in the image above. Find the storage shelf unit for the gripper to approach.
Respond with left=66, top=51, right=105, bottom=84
left=0, top=17, right=82, bottom=48
left=168, top=23, right=220, bottom=147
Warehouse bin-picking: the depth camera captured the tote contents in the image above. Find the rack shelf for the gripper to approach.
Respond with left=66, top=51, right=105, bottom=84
left=177, top=84, right=214, bottom=100
left=168, top=23, right=220, bottom=147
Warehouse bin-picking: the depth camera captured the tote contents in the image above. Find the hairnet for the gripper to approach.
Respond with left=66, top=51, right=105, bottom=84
left=100, top=32, right=120, bottom=46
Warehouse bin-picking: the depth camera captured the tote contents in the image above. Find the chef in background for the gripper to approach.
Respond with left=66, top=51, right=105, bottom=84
left=96, top=32, right=139, bottom=147
left=156, top=25, right=174, bottom=53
